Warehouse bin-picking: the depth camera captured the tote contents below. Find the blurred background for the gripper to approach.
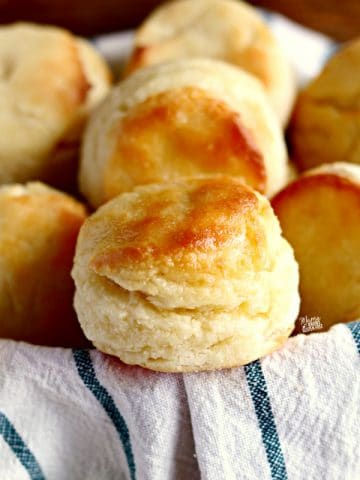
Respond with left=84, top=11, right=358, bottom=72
left=0, top=0, right=359, bottom=40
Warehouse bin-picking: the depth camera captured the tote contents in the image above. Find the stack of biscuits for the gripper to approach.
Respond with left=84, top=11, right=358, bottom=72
left=0, top=0, right=358, bottom=372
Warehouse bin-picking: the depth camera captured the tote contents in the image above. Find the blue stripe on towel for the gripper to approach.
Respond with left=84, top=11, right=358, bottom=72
left=244, top=360, right=288, bottom=480
left=0, top=411, right=45, bottom=480
left=73, top=349, right=136, bottom=480
left=347, top=321, right=360, bottom=354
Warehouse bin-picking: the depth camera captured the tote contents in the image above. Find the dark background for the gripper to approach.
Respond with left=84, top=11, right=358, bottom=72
left=0, top=0, right=359, bottom=40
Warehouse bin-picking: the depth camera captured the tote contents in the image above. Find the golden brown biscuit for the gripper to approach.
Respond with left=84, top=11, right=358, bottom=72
left=72, top=176, right=300, bottom=372
left=0, top=23, right=112, bottom=191
left=80, top=58, right=288, bottom=208
left=125, top=0, right=295, bottom=126
left=0, top=182, right=88, bottom=347
left=289, top=38, right=360, bottom=171
left=272, top=162, right=360, bottom=333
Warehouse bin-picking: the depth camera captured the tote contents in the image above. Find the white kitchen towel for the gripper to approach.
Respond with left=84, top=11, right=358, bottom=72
left=0, top=322, right=359, bottom=480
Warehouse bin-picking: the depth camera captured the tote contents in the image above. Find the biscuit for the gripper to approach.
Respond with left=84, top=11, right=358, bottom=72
left=0, top=23, right=112, bottom=191
left=125, top=0, right=295, bottom=126
left=80, top=58, right=288, bottom=208
left=289, top=38, right=360, bottom=171
left=72, top=176, right=300, bottom=372
left=0, top=182, right=88, bottom=347
left=272, top=162, right=360, bottom=332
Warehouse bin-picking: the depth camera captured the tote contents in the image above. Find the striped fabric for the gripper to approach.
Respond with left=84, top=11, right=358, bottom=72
left=73, top=350, right=136, bottom=480
left=244, top=361, right=287, bottom=480
left=0, top=412, right=44, bottom=480
left=0, top=322, right=358, bottom=479
left=348, top=321, right=360, bottom=354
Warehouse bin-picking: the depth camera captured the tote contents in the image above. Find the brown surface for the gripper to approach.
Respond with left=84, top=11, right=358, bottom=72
left=0, top=0, right=167, bottom=36
left=251, top=0, right=360, bottom=41
left=0, top=0, right=358, bottom=39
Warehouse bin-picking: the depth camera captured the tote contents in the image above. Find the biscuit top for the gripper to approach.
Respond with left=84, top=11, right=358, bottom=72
left=300, top=39, right=360, bottom=107
left=126, top=0, right=295, bottom=125
left=0, top=23, right=111, bottom=182
left=272, top=163, right=360, bottom=211
left=103, top=86, right=265, bottom=200
left=81, top=58, right=287, bottom=207
left=304, top=162, right=360, bottom=186
left=0, top=182, right=86, bottom=249
left=0, top=182, right=86, bottom=314
left=0, top=182, right=87, bottom=345
left=91, top=176, right=258, bottom=263
left=0, top=23, right=88, bottom=128
left=288, top=39, right=360, bottom=171
left=79, top=177, right=284, bottom=310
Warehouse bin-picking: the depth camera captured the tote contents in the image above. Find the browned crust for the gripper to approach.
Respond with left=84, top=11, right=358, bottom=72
left=272, top=172, right=360, bottom=210
left=0, top=188, right=88, bottom=347
left=123, top=46, right=150, bottom=76
left=103, top=87, right=266, bottom=200
left=91, top=176, right=259, bottom=270
left=65, top=35, right=91, bottom=109
left=272, top=171, right=360, bottom=331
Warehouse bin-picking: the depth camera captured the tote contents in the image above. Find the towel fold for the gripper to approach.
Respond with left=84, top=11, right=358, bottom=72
left=0, top=322, right=359, bottom=479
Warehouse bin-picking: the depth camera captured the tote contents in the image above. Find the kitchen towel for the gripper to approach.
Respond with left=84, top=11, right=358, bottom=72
left=0, top=322, right=359, bottom=479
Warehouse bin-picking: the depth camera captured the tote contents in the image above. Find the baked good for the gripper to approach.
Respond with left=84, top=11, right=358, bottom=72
left=286, top=161, right=298, bottom=184
left=289, top=38, right=360, bottom=171
left=72, top=176, right=300, bottom=372
left=272, top=162, right=360, bottom=332
left=0, top=22, right=112, bottom=191
left=125, top=0, right=295, bottom=126
left=0, top=182, right=88, bottom=347
left=80, top=58, right=288, bottom=208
